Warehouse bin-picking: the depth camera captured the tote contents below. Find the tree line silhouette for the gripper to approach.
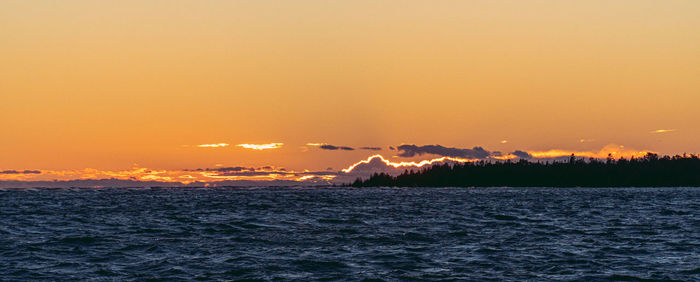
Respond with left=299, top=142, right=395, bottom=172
left=351, top=153, right=700, bottom=187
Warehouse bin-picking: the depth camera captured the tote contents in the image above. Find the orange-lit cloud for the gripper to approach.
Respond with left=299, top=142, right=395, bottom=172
left=0, top=165, right=337, bottom=185
left=236, top=143, right=284, bottom=150
left=0, top=167, right=185, bottom=183
left=197, top=143, right=230, bottom=148
left=500, top=140, right=508, bottom=144
left=296, top=175, right=316, bottom=181
left=493, top=154, right=517, bottom=160
left=306, top=143, right=325, bottom=146
left=193, top=165, right=337, bottom=182
left=650, top=129, right=676, bottom=134
left=342, top=154, right=477, bottom=173
left=528, top=144, right=651, bottom=159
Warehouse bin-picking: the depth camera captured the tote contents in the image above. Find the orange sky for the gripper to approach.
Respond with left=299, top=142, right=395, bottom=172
left=1, top=1, right=699, bottom=181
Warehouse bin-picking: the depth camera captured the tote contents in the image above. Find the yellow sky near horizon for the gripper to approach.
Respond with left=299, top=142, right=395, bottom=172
left=1, top=0, right=699, bottom=172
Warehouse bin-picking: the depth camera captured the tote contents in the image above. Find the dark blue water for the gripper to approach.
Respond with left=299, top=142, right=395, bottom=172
left=1, top=187, right=698, bottom=280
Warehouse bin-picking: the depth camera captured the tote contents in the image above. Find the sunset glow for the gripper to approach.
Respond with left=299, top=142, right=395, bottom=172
left=4, top=3, right=700, bottom=281
left=1, top=1, right=698, bottom=187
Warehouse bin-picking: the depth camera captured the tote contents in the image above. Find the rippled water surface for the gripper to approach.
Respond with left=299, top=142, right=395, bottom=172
left=1, top=187, right=699, bottom=280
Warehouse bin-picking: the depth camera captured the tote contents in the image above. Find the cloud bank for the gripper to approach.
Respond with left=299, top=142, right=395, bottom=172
left=0, top=143, right=655, bottom=187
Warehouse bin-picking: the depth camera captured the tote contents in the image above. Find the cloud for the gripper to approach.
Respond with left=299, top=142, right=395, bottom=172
left=1, top=144, right=658, bottom=186
left=397, top=144, right=491, bottom=159
left=187, top=166, right=255, bottom=172
left=307, top=143, right=379, bottom=151
left=194, top=166, right=340, bottom=183
left=0, top=164, right=339, bottom=184
left=215, top=171, right=287, bottom=177
left=185, top=164, right=341, bottom=182
left=500, top=140, right=508, bottom=144
left=341, top=154, right=476, bottom=173
left=216, top=170, right=338, bottom=177
left=237, top=143, right=284, bottom=150
left=305, top=143, right=325, bottom=146
left=197, top=143, right=229, bottom=148
left=650, top=129, right=676, bottom=134
left=511, top=150, right=532, bottom=159
left=334, top=154, right=478, bottom=183
left=320, top=145, right=355, bottom=151
left=0, top=170, right=41, bottom=174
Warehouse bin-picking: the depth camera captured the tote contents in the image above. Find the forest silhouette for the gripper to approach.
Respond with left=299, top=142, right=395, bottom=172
left=351, top=153, right=700, bottom=187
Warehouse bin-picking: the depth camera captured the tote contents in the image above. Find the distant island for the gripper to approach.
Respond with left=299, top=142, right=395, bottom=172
left=351, top=153, right=700, bottom=187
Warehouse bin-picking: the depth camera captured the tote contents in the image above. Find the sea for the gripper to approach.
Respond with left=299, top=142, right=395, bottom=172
left=1, top=187, right=698, bottom=280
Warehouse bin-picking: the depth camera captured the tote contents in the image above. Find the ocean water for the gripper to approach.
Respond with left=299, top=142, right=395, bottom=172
left=1, top=187, right=698, bottom=281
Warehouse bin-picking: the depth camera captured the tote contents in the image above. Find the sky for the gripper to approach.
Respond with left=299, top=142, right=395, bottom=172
left=1, top=1, right=699, bottom=184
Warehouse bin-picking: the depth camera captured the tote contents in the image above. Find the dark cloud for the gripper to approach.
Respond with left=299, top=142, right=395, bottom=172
left=397, top=144, right=491, bottom=159
left=511, top=150, right=533, bottom=159
left=389, top=146, right=395, bottom=150
left=217, top=170, right=338, bottom=177
left=218, top=171, right=284, bottom=177
left=299, top=171, right=339, bottom=176
left=213, top=167, right=255, bottom=172
left=0, top=170, right=41, bottom=174
left=320, top=145, right=355, bottom=151
left=188, top=166, right=255, bottom=172
left=311, top=143, right=380, bottom=151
